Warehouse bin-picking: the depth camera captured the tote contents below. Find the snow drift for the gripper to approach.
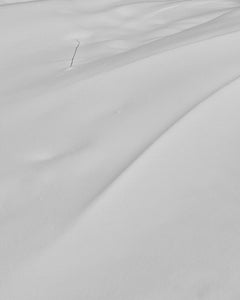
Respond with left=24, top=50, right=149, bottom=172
left=1, top=0, right=240, bottom=299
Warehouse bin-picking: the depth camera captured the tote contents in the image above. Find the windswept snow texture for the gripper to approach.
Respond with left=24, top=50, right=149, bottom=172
left=1, top=0, right=240, bottom=299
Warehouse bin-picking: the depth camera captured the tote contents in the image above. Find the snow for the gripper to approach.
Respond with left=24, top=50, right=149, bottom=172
left=1, top=0, right=240, bottom=299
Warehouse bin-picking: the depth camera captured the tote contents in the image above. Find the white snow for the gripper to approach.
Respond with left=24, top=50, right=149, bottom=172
left=1, top=0, right=240, bottom=299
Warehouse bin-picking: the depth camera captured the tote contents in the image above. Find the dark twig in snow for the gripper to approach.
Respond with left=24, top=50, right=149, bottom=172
left=69, top=40, right=80, bottom=69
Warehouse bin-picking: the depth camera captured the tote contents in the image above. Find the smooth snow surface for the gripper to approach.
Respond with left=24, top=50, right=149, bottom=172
left=1, top=0, right=240, bottom=299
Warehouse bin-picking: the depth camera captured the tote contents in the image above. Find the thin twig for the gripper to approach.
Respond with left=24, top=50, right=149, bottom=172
left=69, top=40, right=80, bottom=69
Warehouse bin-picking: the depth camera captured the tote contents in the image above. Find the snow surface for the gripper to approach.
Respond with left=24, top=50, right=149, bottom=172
left=1, top=0, right=240, bottom=299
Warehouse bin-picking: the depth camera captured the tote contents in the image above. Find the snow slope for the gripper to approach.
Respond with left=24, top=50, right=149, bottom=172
left=1, top=0, right=240, bottom=299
